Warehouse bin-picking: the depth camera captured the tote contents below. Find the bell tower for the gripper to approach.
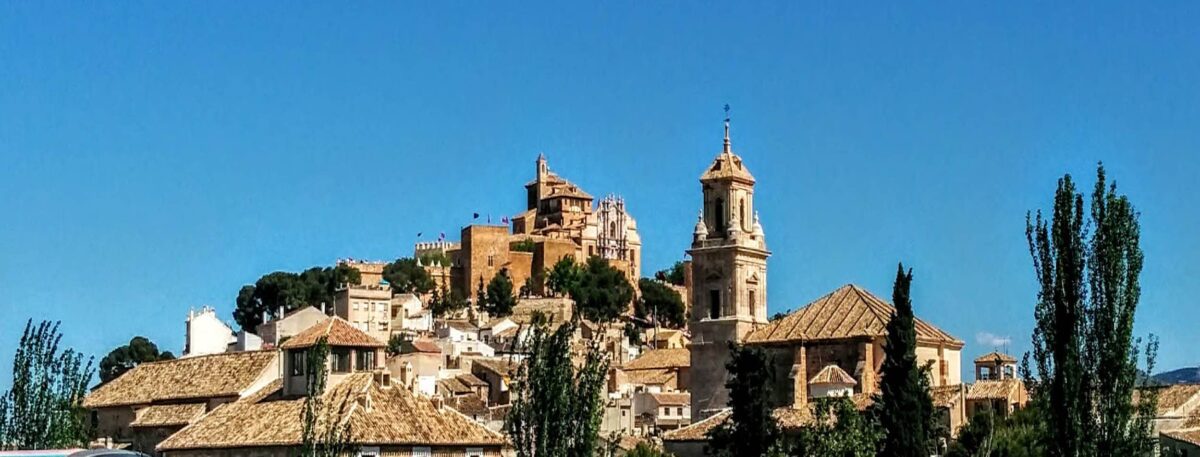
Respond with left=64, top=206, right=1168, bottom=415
left=687, top=116, right=770, bottom=419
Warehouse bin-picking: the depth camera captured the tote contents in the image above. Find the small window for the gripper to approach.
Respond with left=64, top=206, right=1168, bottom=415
left=678, top=407, right=684, bottom=416
left=749, top=290, right=757, bottom=317
left=709, top=290, right=721, bottom=319
left=411, top=447, right=431, bottom=457
left=487, top=255, right=494, bottom=267
left=332, top=349, right=351, bottom=373
left=290, top=350, right=306, bottom=376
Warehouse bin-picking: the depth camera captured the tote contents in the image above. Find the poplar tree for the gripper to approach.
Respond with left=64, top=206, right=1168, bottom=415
left=0, top=320, right=94, bottom=450
left=1026, top=164, right=1158, bottom=457
left=876, top=264, right=934, bottom=457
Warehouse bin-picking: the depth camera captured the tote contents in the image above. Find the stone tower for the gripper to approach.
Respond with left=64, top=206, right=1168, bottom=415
left=687, top=119, right=770, bottom=419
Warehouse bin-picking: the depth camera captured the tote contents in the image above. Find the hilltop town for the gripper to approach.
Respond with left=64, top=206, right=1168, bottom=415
left=4, top=121, right=1191, bottom=457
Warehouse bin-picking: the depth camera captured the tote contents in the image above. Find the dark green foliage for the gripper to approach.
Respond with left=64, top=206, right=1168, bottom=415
left=386, top=334, right=406, bottom=357
left=1026, top=164, right=1158, bottom=457
left=571, top=257, right=635, bottom=323
left=506, top=321, right=609, bottom=457
left=946, top=406, right=1047, bottom=457
left=635, top=278, right=686, bottom=328
left=0, top=320, right=94, bottom=450
left=546, top=256, right=582, bottom=297
left=483, top=268, right=517, bottom=318
left=298, top=337, right=356, bottom=457
left=428, top=285, right=468, bottom=318
left=791, top=396, right=882, bottom=457
left=382, top=257, right=435, bottom=295
left=624, top=442, right=672, bottom=457
left=876, top=264, right=935, bottom=457
left=98, top=336, right=175, bottom=383
left=653, top=261, right=687, bottom=286
left=769, top=311, right=788, bottom=322
left=707, top=344, right=782, bottom=457
left=511, top=238, right=537, bottom=253
left=233, top=265, right=362, bottom=331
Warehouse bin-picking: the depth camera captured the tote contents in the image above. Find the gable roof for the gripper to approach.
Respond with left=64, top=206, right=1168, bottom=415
left=745, top=284, right=962, bottom=348
left=622, top=348, right=690, bottom=371
left=809, top=365, right=857, bottom=386
left=625, top=369, right=676, bottom=386
left=650, top=392, right=690, bottom=406
left=966, top=379, right=1026, bottom=400
left=157, top=374, right=505, bottom=451
left=279, top=317, right=385, bottom=350
left=83, top=350, right=277, bottom=408
left=975, top=351, right=1018, bottom=364
left=130, top=403, right=207, bottom=428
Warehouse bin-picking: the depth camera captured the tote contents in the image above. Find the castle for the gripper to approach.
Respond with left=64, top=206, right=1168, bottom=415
left=415, top=154, right=642, bottom=301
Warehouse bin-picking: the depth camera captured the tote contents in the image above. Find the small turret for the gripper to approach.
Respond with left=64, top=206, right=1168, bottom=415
left=693, top=212, right=708, bottom=243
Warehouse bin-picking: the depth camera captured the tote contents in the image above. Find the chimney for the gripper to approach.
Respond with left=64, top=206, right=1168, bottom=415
left=431, top=394, right=444, bottom=411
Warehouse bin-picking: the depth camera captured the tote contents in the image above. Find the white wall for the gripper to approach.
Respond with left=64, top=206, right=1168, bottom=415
left=184, top=307, right=234, bottom=357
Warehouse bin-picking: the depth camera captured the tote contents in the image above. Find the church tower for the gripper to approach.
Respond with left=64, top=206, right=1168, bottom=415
left=687, top=118, right=770, bottom=419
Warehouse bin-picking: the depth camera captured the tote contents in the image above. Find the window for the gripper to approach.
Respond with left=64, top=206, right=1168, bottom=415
left=357, top=447, right=380, bottom=457
left=487, top=255, right=494, bottom=267
left=290, top=350, right=306, bottom=376
left=714, top=198, right=725, bottom=233
left=749, top=290, right=757, bottom=317
left=709, top=289, right=721, bottom=319
left=466, top=448, right=484, bottom=457
left=332, top=349, right=351, bottom=373
left=739, top=198, right=746, bottom=229
left=357, top=349, right=376, bottom=370
left=411, top=447, right=431, bottom=457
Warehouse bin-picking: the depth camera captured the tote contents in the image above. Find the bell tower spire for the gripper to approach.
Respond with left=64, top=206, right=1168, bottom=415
left=723, top=104, right=732, bottom=154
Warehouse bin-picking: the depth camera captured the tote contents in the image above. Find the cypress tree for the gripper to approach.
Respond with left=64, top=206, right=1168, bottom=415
left=877, top=264, right=934, bottom=457
left=707, top=344, right=782, bottom=457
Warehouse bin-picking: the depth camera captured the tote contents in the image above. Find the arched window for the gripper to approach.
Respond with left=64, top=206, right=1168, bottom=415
left=609, top=222, right=617, bottom=237
left=714, top=198, right=725, bottom=233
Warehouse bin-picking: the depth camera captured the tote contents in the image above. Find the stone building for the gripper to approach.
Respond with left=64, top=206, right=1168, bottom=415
left=964, top=351, right=1028, bottom=419
left=687, top=119, right=771, bottom=420
left=332, top=278, right=393, bottom=344
left=415, top=154, right=642, bottom=301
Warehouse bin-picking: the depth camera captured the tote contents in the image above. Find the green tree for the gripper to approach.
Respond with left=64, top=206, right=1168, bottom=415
left=382, top=257, right=434, bottom=295
left=946, top=406, right=1047, bottom=457
left=707, top=344, right=782, bottom=457
left=429, top=285, right=468, bottom=318
left=654, top=261, right=687, bottom=286
left=635, top=278, right=686, bottom=328
left=506, top=321, right=609, bottom=457
left=625, top=442, right=672, bottom=457
left=1026, top=164, right=1159, bottom=457
left=546, top=256, right=582, bottom=297
left=876, top=264, right=935, bottom=457
left=571, top=257, right=634, bottom=323
left=233, top=265, right=362, bottom=331
left=791, top=396, right=881, bottom=457
left=298, top=337, right=356, bottom=457
left=512, top=238, right=537, bottom=253
left=484, top=268, right=517, bottom=318
left=98, top=336, right=175, bottom=383
left=0, top=320, right=94, bottom=450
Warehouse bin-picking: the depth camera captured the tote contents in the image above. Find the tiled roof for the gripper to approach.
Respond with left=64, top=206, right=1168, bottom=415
left=473, top=358, right=519, bottom=378
left=456, top=373, right=488, bottom=388
left=966, top=379, right=1025, bottom=400
left=931, top=384, right=965, bottom=407
left=130, top=403, right=207, bottom=428
left=622, top=348, right=689, bottom=371
left=439, top=377, right=471, bottom=396
left=157, top=374, right=505, bottom=451
left=745, top=284, right=962, bottom=347
left=625, top=369, right=676, bottom=386
left=700, top=151, right=756, bottom=184
left=443, top=320, right=479, bottom=333
left=405, top=340, right=442, bottom=354
left=662, top=410, right=730, bottom=441
left=446, top=395, right=489, bottom=418
left=809, top=365, right=857, bottom=386
left=664, top=395, right=874, bottom=442
left=83, top=351, right=276, bottom=408
left=280, top=317, right=385, bottom=349
left=975, top=351, right=1018, bottom=364
left=650, top=392, right=690, bottom=406
left=1164, top=429, right=1200, bottom=447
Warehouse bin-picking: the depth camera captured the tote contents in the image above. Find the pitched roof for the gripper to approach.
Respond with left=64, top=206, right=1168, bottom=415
left=279, top=317, right=385, bottom=349
left=83, top=351, right=276, bottom=408
left=625, top=369, right=676, bottom=386
left=700, top=150, right=755, bottom=184
left=966, top=379, right=1025, bottom=400
left=745, top=284, right=963, bottom=348
left=1164, top=429, right=1200, bottom=447
left=1150, top=384, right=1200, bottom=416
left=662, top=410, right=731, bottom=442
left=157, top=374, right=505, bottom=451
left=664, top=395, right=875, bottom=442
left=622, top=348, right=689, bottom=371
left=130, top=403, right=207, bottom=428
left=404, top=339, right=442, bottom=354
left=446, top=395, right=489, bottom=418
left=809, top=365, right=857, bottom=386
left=975, top=351, right=1018, bottom=364
left=456, top=373, right=488, bottom=388
left=650, top=392, right=690, bottom=406
left=472, top=358, right=519, bottom=378
left=439, top=377, right=472, bottom=396
left=931, top=384, right=965, bottom=407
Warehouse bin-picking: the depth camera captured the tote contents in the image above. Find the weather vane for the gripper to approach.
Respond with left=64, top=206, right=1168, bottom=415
left=724, top=104, right=731, bottom=123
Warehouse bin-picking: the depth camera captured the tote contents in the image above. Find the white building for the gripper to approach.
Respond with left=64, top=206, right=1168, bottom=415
left=183, top=306, right=235, bottom=357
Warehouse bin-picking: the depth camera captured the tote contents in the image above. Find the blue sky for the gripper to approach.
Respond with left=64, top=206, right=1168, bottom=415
left=2, top=2, right=1198, bottom=388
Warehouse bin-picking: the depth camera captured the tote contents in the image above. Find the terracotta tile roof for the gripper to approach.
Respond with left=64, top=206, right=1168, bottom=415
left=406, top=340, right=442, bottom=354
left=650, top=392, right=690, bottom=406
left=966, top=379, right=1025, bottom=400
left=158, top=373, right=504, bottom=451
left=473, top=358, right=519, bottom=378
left=700, top=151, right=756, bottom=184
left=1163, top=429, right=1200, bottom=447
left=625, top=368, right=676, bottom=386
left=975, top=351, right=1018, bottom=364
left=622, top=348, right=689, bottom=371
left=130, top=403, right=207, bottom=428
left=280, top=317, right=385, bottom=350
left=439, top=377, right=471, bottom=395
left=1154, top=384, right=1200, bottom=416
left=446, top=395, right=489, bottom=418
left=809, top=365, right=857, bottom=386
left=932, top=384, right=965, bottom=407
left=443, top=320, right=479, bottom=333
left=662, top=410, right=731, bottom=441
left=83, top=350, right=277, bottom=408
left=745, top=284, right=963, bottom=348
left=456, top=373, right=488, bottom=388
